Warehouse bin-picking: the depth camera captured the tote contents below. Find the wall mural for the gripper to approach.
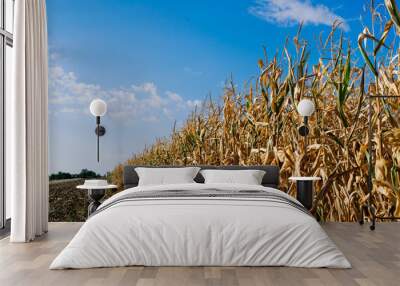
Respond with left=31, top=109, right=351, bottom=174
left=48, top=0, right=400, bottom=222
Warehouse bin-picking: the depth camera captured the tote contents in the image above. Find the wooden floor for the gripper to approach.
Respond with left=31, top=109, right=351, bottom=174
left=0, top=222, right=399, bottom=286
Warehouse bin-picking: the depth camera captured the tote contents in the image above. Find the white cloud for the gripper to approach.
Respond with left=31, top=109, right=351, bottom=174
left=49, top=66, right=103, bottom=106
left=132, top=82, right=158, bottom=97
left=248, top=0, right=349, bottom=31
left=48, top=65, right=202, bottom=123
left=166, top=91, right=183, bottom=103
left=147, top=94, right=165, bottom=108
left=186, top=99, right=202, bottom=109
left=49, top=52, right=61, bottom=61
left=166, top=91, right=203, bottom=112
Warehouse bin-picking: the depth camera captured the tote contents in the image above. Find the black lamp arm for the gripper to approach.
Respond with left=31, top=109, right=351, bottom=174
left=303, top=116, right=308, bottom=126
left=96, top=116, right=101, bottom=162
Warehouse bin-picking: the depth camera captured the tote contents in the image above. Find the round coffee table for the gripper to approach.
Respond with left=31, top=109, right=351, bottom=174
left=76, top=184, right=117, bottom=217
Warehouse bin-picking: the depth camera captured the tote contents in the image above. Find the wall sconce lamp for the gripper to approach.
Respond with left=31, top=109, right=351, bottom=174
left=297, top=98, right=315, bottom=137
left=90, top=99, right=107, bottom=162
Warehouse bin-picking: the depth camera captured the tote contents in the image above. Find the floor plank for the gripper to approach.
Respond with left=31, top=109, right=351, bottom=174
left=0, top=222, right=399, bottom=286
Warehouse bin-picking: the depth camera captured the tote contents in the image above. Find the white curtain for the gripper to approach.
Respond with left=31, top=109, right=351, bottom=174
left=10, top=0, right=49, bottom=242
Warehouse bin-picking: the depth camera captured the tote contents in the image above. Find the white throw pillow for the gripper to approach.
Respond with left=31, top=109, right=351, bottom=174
left=200, top=169, right=266, bottom=185
left=135, top=167, right=201, bottom=186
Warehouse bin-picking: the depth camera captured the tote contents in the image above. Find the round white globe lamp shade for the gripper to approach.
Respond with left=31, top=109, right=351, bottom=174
left=297, top=99, right=315, bottom=117
left=90, top=99, right=107, bottom=117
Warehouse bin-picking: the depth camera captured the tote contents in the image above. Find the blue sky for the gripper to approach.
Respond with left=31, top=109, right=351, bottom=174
left=47, top=0, right=369, bottom=174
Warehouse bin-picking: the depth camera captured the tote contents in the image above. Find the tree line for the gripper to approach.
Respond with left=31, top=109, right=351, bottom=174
left=49, top=169, right=102, bottom=181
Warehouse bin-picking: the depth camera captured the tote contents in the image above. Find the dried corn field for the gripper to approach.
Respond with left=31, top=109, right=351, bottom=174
left=111, top=1, right=400, bottom=222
